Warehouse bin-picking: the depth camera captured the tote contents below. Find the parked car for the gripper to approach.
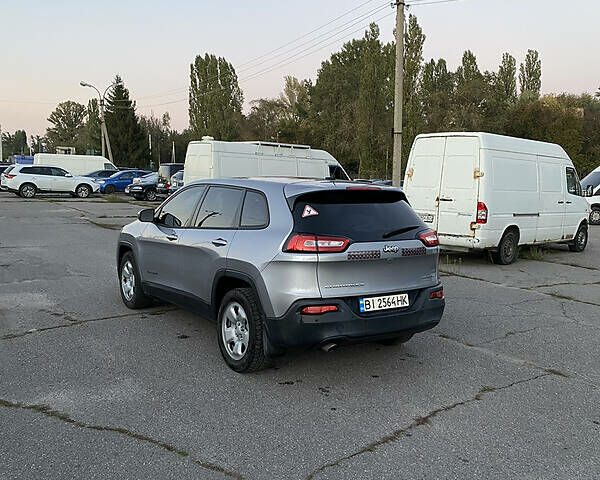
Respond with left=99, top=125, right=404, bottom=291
left=126, top=172, right=159, bottom=201
left=403, top=132, right=590, bottom=264
left=34, top=153, right=117, bottom=176
left=183, top=138, right=343, bottom=185
left=168, top=170, right=184, bottom=195
left=97, top=169, right=150, bottom=194
left=117, top=178, right=445, bottom=372
left=0, top=164, right=99, bottom=198
left=157, top=163, right=184, bottom=194
left=0, top=163, right=12, bottom=176
left=84, top=169, right=118, bottom=180
left=580, top=166, right=600, bottom=225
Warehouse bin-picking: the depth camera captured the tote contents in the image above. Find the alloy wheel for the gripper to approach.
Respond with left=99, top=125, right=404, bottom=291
left=221, top=302, right=250, bottom=360
left=121, top=260, right=135, bottom=301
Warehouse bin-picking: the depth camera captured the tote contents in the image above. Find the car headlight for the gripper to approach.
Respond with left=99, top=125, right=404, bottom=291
left=97, top=180, right=105, bottom=184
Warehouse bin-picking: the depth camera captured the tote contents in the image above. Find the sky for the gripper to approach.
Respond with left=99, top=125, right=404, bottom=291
left=1, top=0, right=598, bottom=139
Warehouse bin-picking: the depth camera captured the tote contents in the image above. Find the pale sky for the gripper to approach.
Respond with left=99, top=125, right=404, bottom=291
left=1, top=0, right=598, bottom=138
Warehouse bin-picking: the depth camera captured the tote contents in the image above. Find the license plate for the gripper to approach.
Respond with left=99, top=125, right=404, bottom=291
left=359, top=293, right=409, bottom=313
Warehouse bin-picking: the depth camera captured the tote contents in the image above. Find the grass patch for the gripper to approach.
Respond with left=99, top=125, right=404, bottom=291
left=519, top=245, right=547, bottom=260
left=103, top=194, right=130, bottom=204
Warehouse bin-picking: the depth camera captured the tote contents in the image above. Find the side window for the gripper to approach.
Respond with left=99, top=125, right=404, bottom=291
left=120, top=172, right=135, bottom=180
left=156, top=186, right=205, bottom=228
left=50, top=168, right=68, bottom=176
left=241, top=191, right=269, bottom=228
left=195, top=186, right=244, bottom=229
left=566, top=168, right=582, bottom=196
left=104, top=163, right=115, bottom=170
left=38, top=167, right=53, bottom=176
left=20, top=167, right=34, bottom=174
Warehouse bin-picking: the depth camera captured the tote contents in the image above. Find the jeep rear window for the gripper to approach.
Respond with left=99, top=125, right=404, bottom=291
left=291, top=190, right=425, bottom=242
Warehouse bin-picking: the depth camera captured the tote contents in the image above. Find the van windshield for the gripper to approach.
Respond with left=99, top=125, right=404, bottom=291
left=291, top=189, right=425, bottom=242
left=581, top=171, right=600, bottom=190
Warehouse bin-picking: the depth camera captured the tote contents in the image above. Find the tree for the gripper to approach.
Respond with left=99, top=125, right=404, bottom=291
left=83, top=99, right=102, bottom=154
left=189, top=54, right=244, bottom=141
left=421, top=58, right=453, bottom=133
left=46, top=101, right=86, bottom=151
left=104, top=75, right=149, bottom=167
left=278, top=76, right=312, bottom=144
left=519, top=49, right=542, bottom=99
left=496, top=53, right=518, bottom=105
left=245, top=98, right=286, bottom=141
left=452, top=50, right=487, bottom=130
left=1, top=130, right=28, bottom=159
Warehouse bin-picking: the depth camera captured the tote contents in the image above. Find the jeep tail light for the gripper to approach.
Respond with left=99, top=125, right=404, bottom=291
left=477, top=202, right=488, bottom=224
left=301, top=305, right=338, bottom=315
left=430, top=289, right=444, bottom=300
left=419, top=230, right=439, bottom=247
left=284, top=234, right=350, bottom=253
left=4, top=174, right=16, bottom=179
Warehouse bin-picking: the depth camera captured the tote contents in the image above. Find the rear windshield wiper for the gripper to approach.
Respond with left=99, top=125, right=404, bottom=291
left=382, top=226, right=419, bottom=239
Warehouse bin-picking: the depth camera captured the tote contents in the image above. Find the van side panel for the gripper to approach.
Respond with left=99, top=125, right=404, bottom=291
left=183, top=143, right=212, bottom=184
left=537, top=158, right=564, bottom=242
left=484, top=149, right=540, bottom=244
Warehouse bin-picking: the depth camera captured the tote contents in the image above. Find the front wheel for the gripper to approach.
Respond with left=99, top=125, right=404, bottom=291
left=568, top=225, right=588, bottom=252
left=119, top=252, right=152, bottom=309
left=493, top=230, right=519, bottom=265
left=76, top=184, right=91, bottom=198
left=217, top=288, right=270, bottom=373
left=590, top=208, right=600, bottom=225
left=145, top=188, right=157, bottom=201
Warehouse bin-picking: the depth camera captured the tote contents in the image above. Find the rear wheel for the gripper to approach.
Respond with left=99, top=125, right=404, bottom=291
left=75, top=184, right=91, bottom=198
left=104, top=184, right=116, bottom=194
left=568, top=225, right=588, bottom=252
left=217, top=288, right=270, bottom=373
left=119, top=252, right=152, bottom=309
left=145, top=188, right=157, bottom=201
left=379, top=333, right=413, bottom=346
left=493, top=230, right=519, bottom=265
left=590, top=208, right=600, bottom=225
left=19, top=183, right=36, bottom=199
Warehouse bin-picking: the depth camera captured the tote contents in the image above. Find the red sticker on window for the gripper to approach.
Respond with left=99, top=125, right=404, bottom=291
left=302, top=205, right=319, bottom=218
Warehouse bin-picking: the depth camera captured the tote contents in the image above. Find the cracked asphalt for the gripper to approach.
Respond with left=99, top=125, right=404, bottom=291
left=1, top=192, right=599, bottom=479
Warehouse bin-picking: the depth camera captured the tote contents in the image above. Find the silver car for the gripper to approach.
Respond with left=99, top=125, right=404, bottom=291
left=117, top=178, right=445, bottom=372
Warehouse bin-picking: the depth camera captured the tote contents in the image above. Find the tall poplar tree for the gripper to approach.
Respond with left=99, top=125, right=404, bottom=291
left=519, top=49, right=542, bottom=99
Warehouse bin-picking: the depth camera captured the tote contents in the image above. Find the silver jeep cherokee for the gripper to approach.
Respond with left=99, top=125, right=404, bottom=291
left=117, top=178, right=445, bottom=372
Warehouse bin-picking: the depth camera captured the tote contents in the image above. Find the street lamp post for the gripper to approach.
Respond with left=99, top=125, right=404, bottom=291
left=80, top=80, right=120, bottom=164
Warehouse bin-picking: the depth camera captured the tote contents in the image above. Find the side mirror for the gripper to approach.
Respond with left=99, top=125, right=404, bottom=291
left=587, top=185, right=594, bottom=197
left=65, top=173, right=73, bottom=178
left=138, top=208, right=155, bottom=223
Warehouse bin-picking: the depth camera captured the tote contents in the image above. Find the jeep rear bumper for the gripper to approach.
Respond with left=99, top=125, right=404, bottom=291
left=264, top=284, right=444, bottom=350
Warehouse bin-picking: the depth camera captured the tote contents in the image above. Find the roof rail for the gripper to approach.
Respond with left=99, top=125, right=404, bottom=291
left=242, top=141, right=311, bottom=150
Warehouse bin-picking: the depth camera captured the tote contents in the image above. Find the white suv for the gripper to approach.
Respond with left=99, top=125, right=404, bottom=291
left=0, top=165, right=100, bottom=198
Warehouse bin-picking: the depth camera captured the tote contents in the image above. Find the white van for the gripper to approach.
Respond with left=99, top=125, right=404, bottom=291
left=580, top=166, right=600, bottom=225
left=404, top=132, right=590, bottom=264
left=183, top=138, right=349, bottom=185
left=34, top=154, right=117, bottom=176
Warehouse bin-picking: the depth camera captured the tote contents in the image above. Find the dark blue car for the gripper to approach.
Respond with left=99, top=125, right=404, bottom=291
left=97, top=170, right=150, bottom=194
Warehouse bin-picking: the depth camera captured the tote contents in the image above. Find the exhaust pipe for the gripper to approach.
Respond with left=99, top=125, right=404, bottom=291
left=321, top=343, right=337, bottom=353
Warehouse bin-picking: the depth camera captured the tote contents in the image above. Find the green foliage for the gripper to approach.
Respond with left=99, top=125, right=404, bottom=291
left=189, top=54, right=244, bottom=140
left=519, top=49, right=542, bottom=98
left=46, top=101, right=86, bottom=152
left=1, top=129, right=28, bottom=160
left=104, top=75, right=150, bottom=168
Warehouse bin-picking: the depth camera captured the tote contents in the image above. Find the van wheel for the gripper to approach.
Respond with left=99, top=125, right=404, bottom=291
left=19, top=183, right=36, bottom=198
left=590, top=208, right=600, bottom=225
left=493, top=230, right=519, bottom=265
left=568, top=225, right=588, bottom=252
left=217, top=288, right=270, bottom=373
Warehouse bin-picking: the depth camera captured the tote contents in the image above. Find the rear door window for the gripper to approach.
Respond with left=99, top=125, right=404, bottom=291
left=291, top=190, right=425, bottom=242
left=156, top=186, right=206, bottom=228
left=195, top=186, right=244, bottom=229
left=241, top=191, right=269, bottom=228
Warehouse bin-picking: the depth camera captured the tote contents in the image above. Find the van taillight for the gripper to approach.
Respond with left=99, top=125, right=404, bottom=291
left=419, top=230, right=439, bottom=247
left=284, top=234, right=350, bottom=253
left=477, top=202, right=488, bottom=224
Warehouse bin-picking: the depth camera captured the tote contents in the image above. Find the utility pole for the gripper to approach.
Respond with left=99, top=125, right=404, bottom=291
left=392, top=1, right=405, bottom=187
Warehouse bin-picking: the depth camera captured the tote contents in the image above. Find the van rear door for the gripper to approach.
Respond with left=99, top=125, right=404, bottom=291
left=437, top=137, right=480, bottom=237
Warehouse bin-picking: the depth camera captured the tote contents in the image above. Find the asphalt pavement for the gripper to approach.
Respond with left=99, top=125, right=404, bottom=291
left=1, top=192, right=598, bottom=479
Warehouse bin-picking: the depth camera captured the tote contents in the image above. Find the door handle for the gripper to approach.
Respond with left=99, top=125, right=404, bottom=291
left=439, top=197, right=453, bottom=202
left=166, top=234, right=178, bottom=241
left=565, top=201, right=572, bottom=204
left=212, top=238, right=228, bottom=247
left=557, top=201, right=564, bottom=204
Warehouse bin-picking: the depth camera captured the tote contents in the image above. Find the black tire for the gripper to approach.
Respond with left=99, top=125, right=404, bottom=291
left=568, top=224, right=588, bottom=252
left=217, top=288, right=270, bottom=373
left=379, top=333, right=413, bottom=346
left=104, top=184, right=116, bottom=194
left=590, top=208, right=600, bottom=226
left=75, top=184, right=91, bottom=198
left=493, top=230, right=519, bottom=265
left=119, top=251, right=152, bottom=309
left=19, top=183, right=36, bottom=198
left=144, top=188, right=158, bottom=201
